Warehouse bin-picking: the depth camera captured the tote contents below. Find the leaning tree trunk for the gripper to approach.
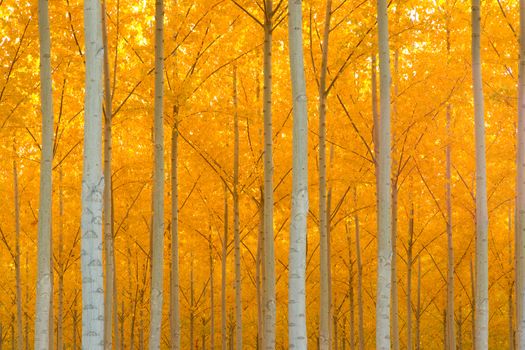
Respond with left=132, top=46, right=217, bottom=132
left=263, top=1, right=276, bottom=349
left=149, top=0, right=166, bottom=346
left=34, top=0, right=54, bottom=347
left=81, top=0, right=105, bottom=347
left=102, top=0, right=117, bottom=347
left=516, top=0, right=525, bottom=348
left=471, top=1, right=489, bottom=348
left=376, top=0, right=392, bottom=348
left=287, top=0, right=309, bottom=347
left=233, top=66, right=243, bottom=350
left=13, top=158, right=23, bottom=350
left=171, top=115, right=181, bottom=350
left=318, top=1, right=332, bottom=349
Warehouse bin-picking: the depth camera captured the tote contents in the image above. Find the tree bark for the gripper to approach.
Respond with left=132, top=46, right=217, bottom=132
left=149, top=0, right=166, bottom=346
left=318, top=2, right=332, bottom=349
left=263, top=1, right=276, bottom=349
left=34, top=0, right=54, bottom=347
left=233, top=66, right=243, bottom=350
left=222, top=185, right=229, bottom=350
left=406, top=205, right=414, bottom=350
left=171, top=118, right=181, bottom=350
left=102, top=0, right=117, bottom=347
left=13, top=157, right=23, bottom=350
left=376, top=0, right=392, bottom=348
left=57, top=168, right=64, bottom=350
left=471, top=1, right=489, bottom=348
left=81, top=0, right=105, bottom=347
left=354, top=210, right=364, bottom=350
left=288, top=0, right=309, bottom=347
left=516, top=0, right=525, bottom=348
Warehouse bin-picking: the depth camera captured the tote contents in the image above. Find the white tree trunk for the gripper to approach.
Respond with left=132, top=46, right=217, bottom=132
left=376, top=0, right=392, bottom=348
left=471, top=1, right=489, bottom=348
left=34, top=0, right=54, bottom=347
left=171, top=121, right=181, bottom=350
left=149, top=0, right=166, bottom=346
left=318, top=2, right=332, bottom=349
left=81, top=0, right=105, bottom=347
left=287, top=0, right=309, bottom=348
left=263, top=1, right=276, bottom=348
left=101, top=0, right=116, bottom=347
left=516, top=0, right=525, bottom=348
left=233, top=66, right=243, bottom=350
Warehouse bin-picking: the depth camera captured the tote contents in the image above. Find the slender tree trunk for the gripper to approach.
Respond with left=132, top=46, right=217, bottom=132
left=102, top=0, right=116, bottom=347
left=516, top=0, right=525, bottom=348
left=12, top=158, right=22, bottom=350
left=446, top=103, right=456, bottom=350
left=149, top=0, right=166, bottom=345
left=347, top=224, right=355, bottom=350
left=232, top=66, right=243, bottom=350
left=407, top=205, right=414, bottom=350
left=416, top=255, right=421, bottom=350
left=222, top=186, right=229, bottom=350
left=256, top=197, right=264, bottom=349
left=318, top=2, right=332, bottom=349
left=376, top=0, right=392, bottom=348
left=81, top=0, right=105, bottom=347
left=35, top=0, right=54, bottom=346
left=57, top=168, right=64, bottom=350
left=471, top=2, right=489, bottom=348
left=171, top=117, right=181, bottom=350
left=263, top=1, right=276, bottom=349
left=391, top=184, right=399, bottom=350
left=288, top=0, right=309, bottom=346
left=190, top=254, right=195, bottom=350
left=354, top=211, right=364, bottom=350
left=210, top=232, right=215, bottom=350
left=470, top=257, right=476, bottom=350
left=509, top=205, right=515, bottom=350
left=445, top=23, right=456, bottom=350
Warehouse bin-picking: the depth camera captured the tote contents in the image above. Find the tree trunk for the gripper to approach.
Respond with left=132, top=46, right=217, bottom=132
left=445, top=24, right=456, bottom=350
left=471, top=1, right=489, bottom=348
left=318, top=2, right=332, bottom=349
left=376, top=0, right=392, bottom=348
left=34, top=0, right=54, bottom=347
left=263, top=1, right=276, bottom=349
left=102, top=0, right=117, bottom=347
left=256, top=196, right=264, bottom=349
left=516, top=0, right=525, bottom=348
left=222, top=185, right=229, bottom=350
left=391, top=184, right=399, bottom=350
left=81, top=0, right=105, bottom=347
left=232, top=66, right=243, bottom=350
left=406, top=204, right=414, bottom=350
left=171, top=118, right=181, bottom=350
left=57, top=168, right=64, bottom=350
left=149, top=0, right=166, bottom=346
left=416, top=255, right=421, bottom=350
left=287, top=0, right=309, bottom=346
left=210, top=232, right=215, bottom=350
left=12, top=158, right=22, bottom=350
left=347, top=224, right=355, bottom=350
left=354, top=211, right=364, bottom=350
left=446, top=103, right=456, bottom=350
